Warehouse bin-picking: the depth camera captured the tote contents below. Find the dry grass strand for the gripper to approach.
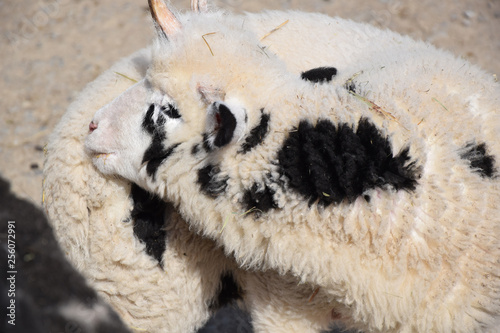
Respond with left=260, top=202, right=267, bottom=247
left=202, top=32, right=217, bottom=56
left=114, top=72, right=138, bottom=83
left=260, top=19, right=289, bottom=41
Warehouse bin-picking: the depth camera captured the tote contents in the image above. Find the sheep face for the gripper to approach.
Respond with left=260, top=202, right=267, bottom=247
left=84, top=79, right=185, bottom=185
left=84, top=79, right=251, bottom=188
left=84, top=0, right=283, bottom=190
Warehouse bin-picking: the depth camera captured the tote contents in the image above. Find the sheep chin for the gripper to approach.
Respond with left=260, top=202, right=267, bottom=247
left=90, top=152, right=116, bottom=174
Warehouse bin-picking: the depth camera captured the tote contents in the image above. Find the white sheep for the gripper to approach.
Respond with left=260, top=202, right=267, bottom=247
left=84, top=0, right=500, bottom=332
left=42, top=2, right=382, bottom=332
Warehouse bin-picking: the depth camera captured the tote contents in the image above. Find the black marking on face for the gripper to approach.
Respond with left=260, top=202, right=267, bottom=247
left=301, top=67, right=338, bottom=83
left=240, top=110, right=270, bottom=154
left=197, top=164, right=229, bottom=198
left=144, top=143, right=180, bottom=179
left=141, top=104, right=181, bottom=179
left=214, top=103, right=237, bottom=148
left=209, top=272, right=243, bottom=310
left=161, top=104, right=181, bottom=119
left=460, top=142, right=497, bottom=178
left=242, top=183, right=278, bottom=215
left=130, top=183, right=167, bottom=267
left=142, top=103, right=158, bottom=134
left=278, top=118, right=419, bottom=206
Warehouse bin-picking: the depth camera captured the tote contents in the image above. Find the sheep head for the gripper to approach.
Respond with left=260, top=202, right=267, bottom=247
left=84, top=0, right=288, bottom=191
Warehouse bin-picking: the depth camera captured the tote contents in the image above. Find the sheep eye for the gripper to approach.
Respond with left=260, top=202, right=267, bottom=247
left=161, top=104, right=181, bottom=119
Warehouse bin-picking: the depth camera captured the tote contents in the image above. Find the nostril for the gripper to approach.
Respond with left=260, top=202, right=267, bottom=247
left=89, top=121, right=98, bottom=132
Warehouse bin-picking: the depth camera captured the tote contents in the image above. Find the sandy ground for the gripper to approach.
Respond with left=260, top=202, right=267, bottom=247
left=0, top=0, right=499, bottom=332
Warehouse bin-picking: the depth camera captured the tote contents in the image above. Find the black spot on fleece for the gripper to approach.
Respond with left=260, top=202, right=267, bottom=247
left=239, top=110, right=270, bottom=154
left=130, top=183, right=168, bottom=266
left=460, top=142, right=497, bottom=178
left=197, top=164, right=229, bottom=198
left=278, top=118, right=419, bottom=206
left=301, top=67, right=338, bottom=83
left=242, top=182, right=278, bottom=214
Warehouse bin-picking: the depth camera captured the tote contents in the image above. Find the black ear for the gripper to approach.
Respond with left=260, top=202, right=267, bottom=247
left=213, top=103, right=237, bottom=147
left=205, top=101, right=247, bottom=149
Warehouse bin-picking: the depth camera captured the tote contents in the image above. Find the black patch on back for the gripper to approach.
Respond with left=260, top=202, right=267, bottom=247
left=301, top=67, right=337, bottom=83
left=242, top=183, right=277, bottom=215
left=197, top=164, right=228, bottom=198
left=278, top=118, right=419, bottom=206
left=240, top=110, right=270, bottom=154
left=209, top=272, right=243, bottom=310
left=214, top=103, right=237, bottom=148
left=141, top=103, right=180, bottom=179
left=460, top=142, right=497, bottom=178
left=130, top=183, right=167, bottom=266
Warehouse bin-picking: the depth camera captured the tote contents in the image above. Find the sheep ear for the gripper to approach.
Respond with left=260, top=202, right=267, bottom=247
left=207, top=101, right=247, bottom=148
left=197, top=83, right=225, bottom=105
left=191, top=0, right=208, bottom=12
left=148, top=0, right=182, bottom=38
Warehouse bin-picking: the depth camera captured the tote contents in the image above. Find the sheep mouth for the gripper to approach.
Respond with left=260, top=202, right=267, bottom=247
left=89, top=151, right=115, bottom=161
left=94, top=152, right=113, bottom=157
left=83, top=142, right=115, bottom=158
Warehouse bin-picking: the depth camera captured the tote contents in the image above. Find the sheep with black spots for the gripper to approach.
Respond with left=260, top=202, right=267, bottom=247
left=42, top=1, right=389, bottom=332
left=44, top=47, right=232, bottom=333
left=43, top=47, right=345, bottom=333
left=84, top=1, right=500, bottom=332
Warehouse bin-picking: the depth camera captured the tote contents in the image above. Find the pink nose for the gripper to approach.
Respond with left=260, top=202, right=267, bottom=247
left=89, top=121, right=98, bottom=132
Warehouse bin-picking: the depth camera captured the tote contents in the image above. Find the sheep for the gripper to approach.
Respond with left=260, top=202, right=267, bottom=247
left=41, top=2, right=384, bottom=332
left=84, top=0, right=500, bottom=332
left=44, top=48, right=225, bottom=333
left=43, top=49, right=344, bottom=333
left=44, top=46, right=315, bottom=333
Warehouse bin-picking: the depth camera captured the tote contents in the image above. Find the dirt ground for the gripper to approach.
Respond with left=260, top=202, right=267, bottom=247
left=0, top=0, right=499, bottom=332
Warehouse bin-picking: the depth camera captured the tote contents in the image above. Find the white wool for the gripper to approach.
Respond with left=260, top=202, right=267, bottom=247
left=83, top=4, right=500, bottom=333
